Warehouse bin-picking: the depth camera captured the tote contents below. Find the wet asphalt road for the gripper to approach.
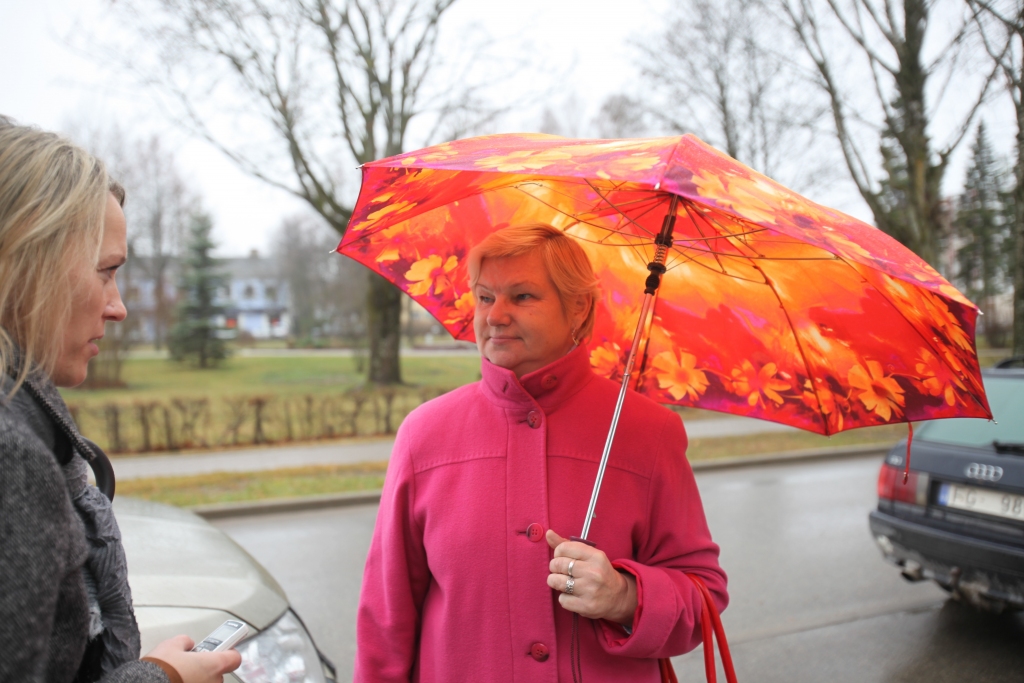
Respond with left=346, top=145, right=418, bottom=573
left=212, top=454, right=1024, bottom=682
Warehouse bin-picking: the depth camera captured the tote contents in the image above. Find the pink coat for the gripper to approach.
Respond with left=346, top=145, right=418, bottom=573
left=354, top=345, right=728, bottom=682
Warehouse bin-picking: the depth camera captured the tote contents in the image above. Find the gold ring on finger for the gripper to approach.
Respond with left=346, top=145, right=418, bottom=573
left=568, top=559, right=575, bottom=578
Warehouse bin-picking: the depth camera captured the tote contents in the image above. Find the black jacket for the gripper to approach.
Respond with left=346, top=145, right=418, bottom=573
left=0, top=371, right=167, bottom=683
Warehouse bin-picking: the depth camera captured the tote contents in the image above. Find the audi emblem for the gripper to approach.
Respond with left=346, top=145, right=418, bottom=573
left=965, top=463, right=1004, bottom=482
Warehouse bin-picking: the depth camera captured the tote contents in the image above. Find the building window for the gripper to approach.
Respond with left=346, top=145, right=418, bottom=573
left=243, top=285, right=255, bottom=299
left=266, top=286, right=277, bottom=302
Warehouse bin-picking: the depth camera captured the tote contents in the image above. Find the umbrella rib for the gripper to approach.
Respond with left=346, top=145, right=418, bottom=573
left=675, top=202, right=828, bottom=431
left=522, top=180, right=661, bottom=216
left=664, top=255, right=770, bottom=284
left=748, top=261, right=832, bottom=435
left=509, top=184, right=654, bottom=240
left=661, top=237, right=775, bottom=284
left=833, top=255, right=988, bottom=407
left=516, top=179, right=662, bottom=219
left=675, top=227, right=774, bottom=243
left=676, top=207, right=845, bottom=263
left=681, top=200, right=729, bottom=274
left=674, top=200, right=761, bottom=276
left=510, top=185, right=653, bottom=264
left=583, top=179, right=660, bottom=238
left=581, top=180, right=661, bottom=264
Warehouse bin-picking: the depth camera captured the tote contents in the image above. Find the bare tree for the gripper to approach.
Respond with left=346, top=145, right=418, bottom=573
left=592, top=94, right=649, bottom=139
left=775, top=0, right=998, bottom=267
left=966, top=0, right=1024, bottom=353
left=273, top=213, right=368, bottom=344
left=637, top=0, right=827, bottom=188
left=122, top=136, right=192, bottom=349
left=537, top=93, right=588, bottom=138
left=65, top=124, right=194, bottom=386
left=95, top=0, right=497, bottom=384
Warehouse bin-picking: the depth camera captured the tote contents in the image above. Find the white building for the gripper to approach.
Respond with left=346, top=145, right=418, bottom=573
left=217, top=250, right=290, bottom=339
left=123, top=250, right=291, bottom=343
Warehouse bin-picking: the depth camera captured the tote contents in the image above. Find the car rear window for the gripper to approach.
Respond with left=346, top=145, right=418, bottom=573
left=915, top=376, right=1024, bottom=448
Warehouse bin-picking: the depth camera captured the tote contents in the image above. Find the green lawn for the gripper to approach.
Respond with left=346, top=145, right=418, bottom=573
left=61, top=354, right=481, bottom=406
left=119, top=461, right=389, bottom=507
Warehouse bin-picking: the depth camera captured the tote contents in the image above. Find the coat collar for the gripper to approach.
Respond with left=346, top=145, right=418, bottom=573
left=3, top=345, right=96, bottom=464
left=480, top=344, right=596, bottom=413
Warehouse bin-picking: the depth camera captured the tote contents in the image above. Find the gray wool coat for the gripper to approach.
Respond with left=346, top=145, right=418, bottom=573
left=0, top=370, right=167, bottom=683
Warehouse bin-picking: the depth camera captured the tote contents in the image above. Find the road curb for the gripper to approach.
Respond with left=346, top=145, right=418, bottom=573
left=192, top=442, right=892, bottom=520
left=689, top=443, right=891, bottom=472
left=193, top=489, right=384, bottom=520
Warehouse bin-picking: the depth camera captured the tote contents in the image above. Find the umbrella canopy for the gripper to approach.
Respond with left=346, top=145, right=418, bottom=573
left=339, top=133, right=992, bottom=434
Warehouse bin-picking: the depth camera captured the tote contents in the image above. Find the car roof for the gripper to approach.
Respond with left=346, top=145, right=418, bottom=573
left=981, top=367, right=1024, bottom=378
left=987, top=358, right=1024, bottom=375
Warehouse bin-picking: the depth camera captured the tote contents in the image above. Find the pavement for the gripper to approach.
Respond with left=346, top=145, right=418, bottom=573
left=109, top=413, right=801, bottom=480
left=210, top=454, right=1024, bottom=682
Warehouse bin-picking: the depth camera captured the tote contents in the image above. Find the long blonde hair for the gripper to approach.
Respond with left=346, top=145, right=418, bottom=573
left=0, top=118, right=109, bottom=391
left=468, top=224, right=600, bottom=341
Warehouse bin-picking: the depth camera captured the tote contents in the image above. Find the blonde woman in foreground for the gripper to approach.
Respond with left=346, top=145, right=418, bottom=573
left=0, top=117, right=240, bottom=683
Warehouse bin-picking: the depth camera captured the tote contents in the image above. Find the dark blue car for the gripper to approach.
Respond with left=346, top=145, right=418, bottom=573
left=869, top=364, right=1024, bottom=612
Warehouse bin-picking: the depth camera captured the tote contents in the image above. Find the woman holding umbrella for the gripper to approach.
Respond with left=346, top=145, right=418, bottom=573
left=355, top=224, right=727, bottom=682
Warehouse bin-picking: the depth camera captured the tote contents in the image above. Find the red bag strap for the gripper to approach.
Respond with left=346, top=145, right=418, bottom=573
left=658, top=657, right=679, bottom=683
left=660, top=574, right=736, bottom=683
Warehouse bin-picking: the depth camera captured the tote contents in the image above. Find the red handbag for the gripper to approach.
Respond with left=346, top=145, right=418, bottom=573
left=659, top=574, right=737, bottom=683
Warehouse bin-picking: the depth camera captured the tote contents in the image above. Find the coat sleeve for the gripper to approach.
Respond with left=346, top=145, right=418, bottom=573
left=0, top=423, right=170, bottom=683
left=353, top=422, right=431, bottom=683
left=596, top=411, right=728, bottom=659
left=0, top=422, right=84, bottom=683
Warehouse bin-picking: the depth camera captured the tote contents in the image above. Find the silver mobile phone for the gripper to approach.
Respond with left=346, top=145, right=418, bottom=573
left=191, top=619, right=249, bottom=652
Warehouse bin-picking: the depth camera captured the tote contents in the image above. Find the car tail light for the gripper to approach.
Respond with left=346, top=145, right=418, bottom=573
left=877, top=463, right=929, bottom=505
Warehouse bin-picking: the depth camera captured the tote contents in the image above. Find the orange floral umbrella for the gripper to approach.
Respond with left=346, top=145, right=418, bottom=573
left=339, top=133, right=992, bottom=436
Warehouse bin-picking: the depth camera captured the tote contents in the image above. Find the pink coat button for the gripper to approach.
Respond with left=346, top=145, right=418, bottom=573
left=529, top=642, right=550, bottom=662
left=527, top=410, right=541, bottom=428
left=541, top=374, right=558, bottom=390
left=526, top=523, right=544, bottom=542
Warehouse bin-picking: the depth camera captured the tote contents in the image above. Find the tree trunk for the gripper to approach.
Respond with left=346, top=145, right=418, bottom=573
left=1014, top=52, right=1024, bottom=356
left=895, top=0, right=940, bottom=268
left=366, top=270, right=403, bottom=384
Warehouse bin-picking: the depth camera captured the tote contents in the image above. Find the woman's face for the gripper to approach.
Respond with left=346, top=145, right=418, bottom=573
left=51, top=193, right=128, bottom=387
left=473, top=250, right=587, bottom=378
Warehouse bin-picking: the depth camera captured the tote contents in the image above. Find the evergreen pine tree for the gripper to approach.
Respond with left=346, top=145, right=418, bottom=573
left=955, top=122, right=1010, bottom=348
left=169, top=212, right=228, bottom=367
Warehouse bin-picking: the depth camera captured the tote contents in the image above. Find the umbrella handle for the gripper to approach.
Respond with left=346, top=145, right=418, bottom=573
left=578, top=195, right=679, bottom=542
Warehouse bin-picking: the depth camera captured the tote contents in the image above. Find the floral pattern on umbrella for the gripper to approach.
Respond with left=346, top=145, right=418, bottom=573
left=339, top=133, right=992, bottom=434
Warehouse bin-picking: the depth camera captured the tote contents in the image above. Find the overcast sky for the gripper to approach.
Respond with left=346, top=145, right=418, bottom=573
left=1, top=0, right=1016, bottom=257
left=2, top=0, right=680, bottom=256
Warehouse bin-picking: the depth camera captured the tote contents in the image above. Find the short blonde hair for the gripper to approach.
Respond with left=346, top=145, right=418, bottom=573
left=0, top=119, right=110, bottom=390
left=468, top=224, right=599, bottom=341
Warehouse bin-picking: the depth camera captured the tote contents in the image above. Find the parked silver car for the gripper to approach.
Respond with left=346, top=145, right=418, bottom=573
left=115, top=497, right=337, bottom=682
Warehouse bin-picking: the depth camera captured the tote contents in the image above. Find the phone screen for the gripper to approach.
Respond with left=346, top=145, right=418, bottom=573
left=193, top=620, right=246, bottom=651
left=206, top=621, right=243, bottom=643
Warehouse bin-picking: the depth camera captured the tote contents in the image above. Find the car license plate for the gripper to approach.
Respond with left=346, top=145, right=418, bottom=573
left=938, top=483, right=1024, bottom=522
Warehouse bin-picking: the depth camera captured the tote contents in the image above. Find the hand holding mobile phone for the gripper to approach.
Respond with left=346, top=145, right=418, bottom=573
left=191, top=620, right=249, bottom=653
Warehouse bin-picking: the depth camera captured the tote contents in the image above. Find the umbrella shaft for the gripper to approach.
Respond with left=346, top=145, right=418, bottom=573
left=579, top=290, right=656, bottom=541
left=579, top=193, right=679, bottom=541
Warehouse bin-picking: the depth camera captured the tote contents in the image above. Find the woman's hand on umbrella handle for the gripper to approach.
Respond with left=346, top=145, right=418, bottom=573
left=546, top=530, right=637, bottom=627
